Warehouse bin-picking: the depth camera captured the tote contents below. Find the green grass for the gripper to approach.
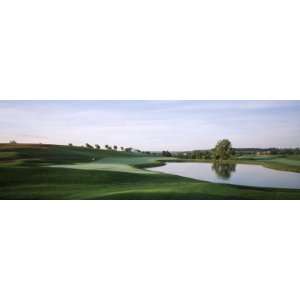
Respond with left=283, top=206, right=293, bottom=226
left=51, top=162, right=153, bottom=174
left=1, top=166, right=300, bottom=200
left=235, top=154, right=300, bottom=173
left=0, top=143, right=143, bottom=165
left=0, top=151, right=17, bottom=159
left=266, top=157, right=300, bottom=166
left=50, top=156, right=177, bottom=174
left=0, top=143, right=300, bottom=199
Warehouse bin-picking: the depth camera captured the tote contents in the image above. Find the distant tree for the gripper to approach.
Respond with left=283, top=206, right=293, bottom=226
left=162, top=150, right=172, bottom=157
left=125, top=147, right=132, bottom=152
left=113, top=145, right=118, bottom=151
left=95, top=144, right=100, bottom=150
left=68, top=143, right=73, bottom=147
left=204, top=151, right=212, bottom=160
left=120, top=147, right=124, bottom=151
left=212, top=139, right=233, bottom=161
left=9, top=140, right=17, bottom=144
left=86, top=143, right=93, bottom=149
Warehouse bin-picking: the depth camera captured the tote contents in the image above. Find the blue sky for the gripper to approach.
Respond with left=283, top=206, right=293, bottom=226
left=0, top=101, right=299, bottom=150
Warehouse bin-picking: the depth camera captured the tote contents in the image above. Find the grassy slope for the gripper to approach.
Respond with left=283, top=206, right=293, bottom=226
left=237, top=154, right=300, bottom=173
left=1, top=166, right=300, bottom=200
left=0, top=143, right=141, bottom=165
left=50, top=156, right=177, bottom=174
left=0, top=144, right=300, bottom=199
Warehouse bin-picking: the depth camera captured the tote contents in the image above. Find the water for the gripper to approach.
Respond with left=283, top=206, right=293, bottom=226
left=148, top=162, right=300, bottom=189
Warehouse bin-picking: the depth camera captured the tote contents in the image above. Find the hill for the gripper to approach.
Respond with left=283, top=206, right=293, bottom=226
left=0, top=143, right=300, bottom=200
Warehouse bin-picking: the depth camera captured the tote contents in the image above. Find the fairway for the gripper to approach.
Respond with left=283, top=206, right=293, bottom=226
left=51, top=162, right=153, bottom=174
left=1, top=143, right=300, bottom=200
left=269, top=157, right=300, bottom=166
left=50, top=156, right=178, bottom=174
left=236, top=154, right=300, bottom=173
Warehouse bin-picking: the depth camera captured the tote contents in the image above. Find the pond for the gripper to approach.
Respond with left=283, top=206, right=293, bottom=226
left=148, top=162, right=300, bottom=189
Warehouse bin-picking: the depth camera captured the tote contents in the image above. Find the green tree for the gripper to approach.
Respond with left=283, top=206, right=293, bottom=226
left=95, top=144, right=100, bottom=150
left=86, top=143, right=93, bottom=149
left=162, top=150, right=172, bottom=157
left=212, top=139, right=233, bottom=161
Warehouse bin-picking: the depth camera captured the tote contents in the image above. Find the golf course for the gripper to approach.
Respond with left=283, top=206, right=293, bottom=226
left=1, top=143, right=300, bottom=200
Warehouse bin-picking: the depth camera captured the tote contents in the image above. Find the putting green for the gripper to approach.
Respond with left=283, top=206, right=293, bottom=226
left=49, top=156, right=175, bottom=174
left=51, top=162, right=153, bottom=174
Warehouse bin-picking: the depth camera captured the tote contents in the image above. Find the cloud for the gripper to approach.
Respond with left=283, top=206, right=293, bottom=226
left=0, top=100, right=299, bottom=150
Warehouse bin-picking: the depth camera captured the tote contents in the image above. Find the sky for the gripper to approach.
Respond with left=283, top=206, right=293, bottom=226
left=0, top=100, right=299, bottom=151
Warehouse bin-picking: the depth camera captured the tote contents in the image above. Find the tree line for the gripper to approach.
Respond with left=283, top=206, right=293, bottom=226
left=77, top=143, right=140, bottom=153
left=176, top=139, right=300, bottom=161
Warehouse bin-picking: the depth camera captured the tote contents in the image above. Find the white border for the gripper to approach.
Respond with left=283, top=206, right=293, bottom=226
left=0, top=1, right=300, bottom=299
left=1, top=200, right=300, bottom=300
left=0, top=0, right=299, bottom=100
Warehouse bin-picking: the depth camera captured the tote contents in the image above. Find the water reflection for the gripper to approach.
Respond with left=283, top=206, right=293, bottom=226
left=211, top=162, right=236, bottom=179
left=148, top=162, right=300, bottom=189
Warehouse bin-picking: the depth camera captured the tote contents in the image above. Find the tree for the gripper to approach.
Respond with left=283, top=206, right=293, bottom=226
left=212, top=139, right=233, bottom=161
left=162, top=150, right=172, bottom=157
left=68, top=143, right=73, bottom=147
left=86, top=143, right=93, bottom=149
left=95, top=144, right=100, bottom=150
left=113, top=145, right=118, bottom=151
left=9, top=140, right=17, bottom=144
left=125, top=147, right=132, bottom=152
left=203, top=151, right=212, bottom=160
left=120, top=147, right=124, bottom=151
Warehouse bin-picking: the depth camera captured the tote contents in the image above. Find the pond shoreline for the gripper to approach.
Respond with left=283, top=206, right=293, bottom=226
left=146, top=158, right=300, bottom=174
left=147, top=161, right=300, bottom=190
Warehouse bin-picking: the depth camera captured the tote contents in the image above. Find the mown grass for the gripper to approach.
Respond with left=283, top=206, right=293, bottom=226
left=1, top=166, right=300, bottom=200
left=0, top=143, right=143, bottom=166
left=50, top=156, right=177, bottom=174
left=50, top=162, right=152, bottom=174
left=1, top=143, right=300, bottom=199
left=236, top=154, right=300, bottom=173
